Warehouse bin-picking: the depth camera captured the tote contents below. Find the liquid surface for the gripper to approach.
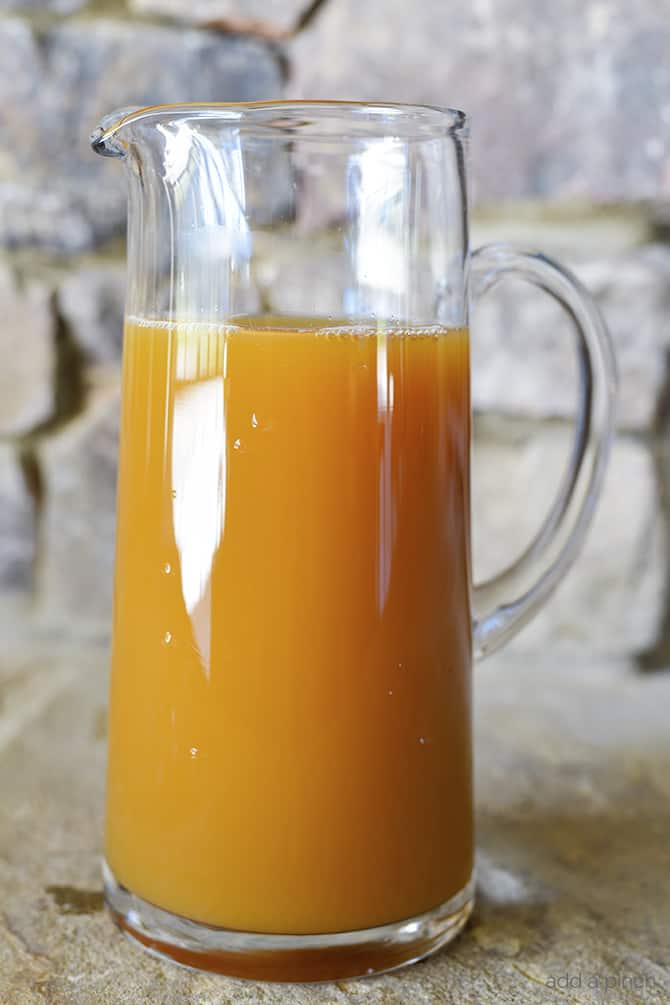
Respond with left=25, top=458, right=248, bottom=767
left=106, top=316, right=473, bottom=934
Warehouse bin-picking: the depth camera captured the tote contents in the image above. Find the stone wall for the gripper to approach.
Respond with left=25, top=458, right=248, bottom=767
left=1, top=0, right=670, bottom=666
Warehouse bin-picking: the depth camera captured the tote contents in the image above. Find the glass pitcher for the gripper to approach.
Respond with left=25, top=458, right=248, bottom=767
left=92, top=101, right=616, bottom=982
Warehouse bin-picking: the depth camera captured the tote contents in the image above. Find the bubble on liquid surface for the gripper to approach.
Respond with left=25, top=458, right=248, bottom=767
left=171, top=489, right=177, bottom=499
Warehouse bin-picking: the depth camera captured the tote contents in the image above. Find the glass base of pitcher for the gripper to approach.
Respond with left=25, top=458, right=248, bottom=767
left=103, top=861, right=474, bottom=982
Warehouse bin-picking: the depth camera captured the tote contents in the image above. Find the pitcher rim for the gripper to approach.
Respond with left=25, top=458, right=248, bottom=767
left=91, top=100, right=469, bottom=158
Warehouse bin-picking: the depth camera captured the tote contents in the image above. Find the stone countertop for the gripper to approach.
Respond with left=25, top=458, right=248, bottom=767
left=2, top=623, right=669, bottom=1005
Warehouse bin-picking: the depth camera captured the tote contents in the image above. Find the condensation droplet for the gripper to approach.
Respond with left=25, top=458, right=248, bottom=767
left=388, top=689, right=394, bottom=696
left=233, top=438, right=241, bottom=450
left=171, top=489, right=177, bottom=499
left=419, top=736, right=426, bottom=745
left=251, top=412, right=258, bottom=428
left=189, top=746, right=198, bottom=758
left=163, top=562, right=171, bottom=575
left=163, top=631, right=172, bottom=645
left=397, top=663, right=404, bottom=670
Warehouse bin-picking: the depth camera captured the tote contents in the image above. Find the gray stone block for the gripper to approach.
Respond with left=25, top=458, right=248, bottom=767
left=59, top=263, right=126, bottom=364
left=253, top=230, right=349, bottom=316
left=471, top=244, right=670, bottom=431
left=0, top=264, right=55, bottom=435
left=288, top=0, right=670, bottom=202
left=0, top=18, right=284, bottom=253
left=472, top=425, right=662, bottom=655
left=129, top=0, right=308, bottom=37
left=0, top=446, right=35, bottom=592
left=0, top=0, right=83, bottom=10
left=36, top=379, right=119, bottom=627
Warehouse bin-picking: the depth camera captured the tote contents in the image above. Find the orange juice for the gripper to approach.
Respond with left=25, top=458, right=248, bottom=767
left=106, top=316, right=473, bottom=935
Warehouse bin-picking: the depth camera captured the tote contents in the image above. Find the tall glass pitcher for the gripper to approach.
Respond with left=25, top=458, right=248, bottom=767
left=92, top=101, right=616, bottom=982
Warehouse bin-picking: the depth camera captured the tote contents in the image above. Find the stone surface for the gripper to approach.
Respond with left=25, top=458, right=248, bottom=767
left=58, top=264, right=126, bottom=364
left=129, top=0, right=308, bottom=38
left=0, top=445, right=35, bottom=592
left=0, top=264, right=55, bottom=435
left=0, top=0, right=84, bottom=11
left=35, top=379, right=119, bottom=629
left=253, top=230, right=350, bottom=317
left=0, top=634, right=669, bottom=1003
left=471, top=244, right=670, bottom=431
left=289, top=0, right=670, bottom=203
left=0, top=18, right=284, bottom=253
left=472, top=424, right=663, bottom=655
left=471, top=205, right=651, bottom=260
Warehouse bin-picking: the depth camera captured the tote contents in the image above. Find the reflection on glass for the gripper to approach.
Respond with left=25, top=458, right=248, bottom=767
left=346, top=139, right=409, bottom=318
left=158, top=123, right=251, bottom=319
left=171, top=376, right=227, bottom=676
left=376, top=332, right=394, bottom=612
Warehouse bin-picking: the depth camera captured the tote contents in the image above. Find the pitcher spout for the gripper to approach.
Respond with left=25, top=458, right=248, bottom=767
left=90, top=106, right=146, bottom=158
left=91, top=102, right=263, bottom=159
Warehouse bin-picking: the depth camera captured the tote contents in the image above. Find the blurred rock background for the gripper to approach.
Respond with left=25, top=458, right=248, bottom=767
left=1, top=0, right=669, bottom=666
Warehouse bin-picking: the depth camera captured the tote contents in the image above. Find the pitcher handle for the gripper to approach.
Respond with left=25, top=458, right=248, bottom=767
left=470, top=243, right=617, bottom=659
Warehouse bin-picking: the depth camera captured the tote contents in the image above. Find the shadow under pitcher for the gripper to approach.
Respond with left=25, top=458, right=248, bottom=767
left=91, top=101, right=616, bottom=982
